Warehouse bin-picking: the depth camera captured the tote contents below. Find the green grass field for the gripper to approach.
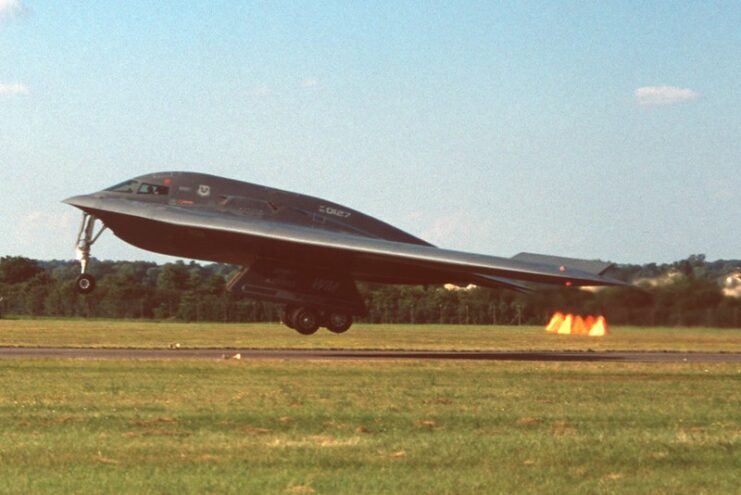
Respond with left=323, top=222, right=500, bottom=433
left=0, top=359, right=738, bottom=494
left=1, top=318, right=740, bottom=352
left=0, top=320, right=739, bottom=494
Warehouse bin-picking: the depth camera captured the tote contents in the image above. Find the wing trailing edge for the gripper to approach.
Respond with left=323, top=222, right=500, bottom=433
left=511, top=252, right=614, bottom=276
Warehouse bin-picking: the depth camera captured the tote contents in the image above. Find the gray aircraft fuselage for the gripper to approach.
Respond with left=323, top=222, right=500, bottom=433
left=64, top=171, right=625, bottom=334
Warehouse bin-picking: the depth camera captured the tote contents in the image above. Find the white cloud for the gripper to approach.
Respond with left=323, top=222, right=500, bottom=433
left=246, top=85, right=271, bottom=97
left=634, top=85, right=698, bottom=106
left=0, top=83, right=29, bottom=95
left=301, top=78, right=320, bottom=89
left=704, top=178, right=738, bottom=201
left=0, top=0, right=26, bottom=18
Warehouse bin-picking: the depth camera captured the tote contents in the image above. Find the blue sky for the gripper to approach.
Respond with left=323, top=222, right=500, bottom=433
left=1, top=1, right=739, bottom=264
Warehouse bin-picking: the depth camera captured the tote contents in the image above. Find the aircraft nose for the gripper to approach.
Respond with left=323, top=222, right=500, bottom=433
left=62, top=194, right=98, bottom=208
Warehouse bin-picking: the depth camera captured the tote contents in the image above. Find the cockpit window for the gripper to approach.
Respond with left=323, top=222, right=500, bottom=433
left=137, top=183, right=170, bottom=195
left=105, top=180, right=138, bottom=193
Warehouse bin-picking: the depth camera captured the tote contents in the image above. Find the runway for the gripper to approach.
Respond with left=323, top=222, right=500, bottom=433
left=0, top=347, right=739, bottom=363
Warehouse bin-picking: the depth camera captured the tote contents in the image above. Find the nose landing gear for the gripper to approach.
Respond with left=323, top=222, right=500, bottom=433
left=74, top=213, right=107, bottom=294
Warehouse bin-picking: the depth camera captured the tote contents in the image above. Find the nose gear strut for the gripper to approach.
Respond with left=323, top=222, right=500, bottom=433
left=74, top=213, right=107, bottom=294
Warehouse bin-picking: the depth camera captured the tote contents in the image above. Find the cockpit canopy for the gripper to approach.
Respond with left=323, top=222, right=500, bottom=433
left=105, top=180, right=170, bottom=196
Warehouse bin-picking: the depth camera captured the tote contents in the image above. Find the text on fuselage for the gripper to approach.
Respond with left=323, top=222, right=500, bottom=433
left=319, top=205, right=351, bottom=218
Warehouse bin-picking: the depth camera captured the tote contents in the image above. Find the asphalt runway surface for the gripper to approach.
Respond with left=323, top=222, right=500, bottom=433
left=0, top=347, right=739, bottom=363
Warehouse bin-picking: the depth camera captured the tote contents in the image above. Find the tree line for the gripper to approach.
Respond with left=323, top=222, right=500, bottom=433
left=0, top=254, right=739, bottom=327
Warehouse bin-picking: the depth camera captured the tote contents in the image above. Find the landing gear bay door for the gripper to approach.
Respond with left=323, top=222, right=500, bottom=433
left=226, top=260, right=367, bottom=316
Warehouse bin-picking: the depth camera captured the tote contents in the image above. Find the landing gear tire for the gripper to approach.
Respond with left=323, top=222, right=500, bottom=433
left=280, top=306, right=296, bottom=329
left=325, top=312, right=353, bottom=334
left=291, top=307, right=320, bottom=335
left=75, top=274, right=96, bottom=294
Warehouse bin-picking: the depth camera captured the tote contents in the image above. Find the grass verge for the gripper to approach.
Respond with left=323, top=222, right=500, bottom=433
left=0, top=359, right=738, bottom=494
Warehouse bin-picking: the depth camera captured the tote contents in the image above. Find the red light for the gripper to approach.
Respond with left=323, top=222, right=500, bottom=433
left=163, top=178, right=172, bottom=185
left=559, top=265, right=566, bottom=272
left=565, top=281, right=572, bottom=287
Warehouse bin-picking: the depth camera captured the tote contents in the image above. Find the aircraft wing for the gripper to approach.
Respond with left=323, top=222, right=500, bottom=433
left=64, top=195, right=625, bottom=288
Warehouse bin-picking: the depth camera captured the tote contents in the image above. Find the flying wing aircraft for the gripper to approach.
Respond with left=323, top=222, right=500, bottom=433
left=63, top=172, right=625, bottom=334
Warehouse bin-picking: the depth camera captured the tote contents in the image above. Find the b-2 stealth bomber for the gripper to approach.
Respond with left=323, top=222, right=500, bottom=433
left=64, top=172, right=623, bottom=334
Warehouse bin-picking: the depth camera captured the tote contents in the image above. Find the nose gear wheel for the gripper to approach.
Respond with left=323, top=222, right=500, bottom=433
left=75, top=273, right=96, bottom=294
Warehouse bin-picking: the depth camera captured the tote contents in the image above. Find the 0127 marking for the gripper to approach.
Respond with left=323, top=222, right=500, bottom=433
left=319, top=205, right=351, bottom=218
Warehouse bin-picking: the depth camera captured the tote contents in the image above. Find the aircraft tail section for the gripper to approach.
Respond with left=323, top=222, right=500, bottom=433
left=511, top=252, right=614, bottom=276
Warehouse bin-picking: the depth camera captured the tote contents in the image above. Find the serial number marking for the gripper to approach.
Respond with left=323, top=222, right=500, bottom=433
left=319, top=205, right=351, bottom=218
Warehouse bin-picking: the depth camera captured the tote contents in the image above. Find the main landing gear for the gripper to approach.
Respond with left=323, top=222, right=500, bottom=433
left=73, top=213, right=107, bottom=294
left=281, top=306, right=354, bottom=335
